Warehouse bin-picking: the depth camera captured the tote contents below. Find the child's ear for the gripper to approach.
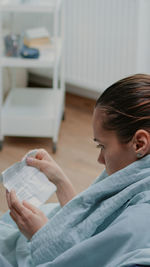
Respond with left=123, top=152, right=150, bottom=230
left=133, top=129, right=150, bottom=158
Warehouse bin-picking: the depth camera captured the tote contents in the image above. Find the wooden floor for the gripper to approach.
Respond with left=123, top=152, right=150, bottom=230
left=0, top=93, right=104, bottom=213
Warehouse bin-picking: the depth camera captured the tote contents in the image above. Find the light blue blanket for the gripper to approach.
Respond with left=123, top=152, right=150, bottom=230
left=1, top=155, right=150, bottom=266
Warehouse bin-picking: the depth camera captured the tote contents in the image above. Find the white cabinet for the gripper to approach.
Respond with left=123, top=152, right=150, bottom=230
left=0, top=0, right=65, bottom=153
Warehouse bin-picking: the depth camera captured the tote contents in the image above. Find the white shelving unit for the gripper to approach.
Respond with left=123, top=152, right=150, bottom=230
left=0, top=0, right=65, bottom=153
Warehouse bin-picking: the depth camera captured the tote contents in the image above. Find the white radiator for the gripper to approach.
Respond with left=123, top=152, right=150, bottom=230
left=64, top=0, right=150, bottom=93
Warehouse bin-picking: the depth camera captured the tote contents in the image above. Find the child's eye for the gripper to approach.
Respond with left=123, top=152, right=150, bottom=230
left=96, top=144, right=104, bottom=149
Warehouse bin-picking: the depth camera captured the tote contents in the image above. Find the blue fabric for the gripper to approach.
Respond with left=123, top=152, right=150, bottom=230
left=127, top=266, right=147, bottom=267
left=128, top=266, right=150, bottom=267
left=1, top=156, right=150, bottom=266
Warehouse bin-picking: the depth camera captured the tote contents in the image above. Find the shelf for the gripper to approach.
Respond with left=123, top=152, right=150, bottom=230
left=0, top=0, right=65, bottom=150
left=0, top=0, right=62, bottom=13
left=0, top=39, right=62, bottom=68
left=2, top=88, right=64, bottom=137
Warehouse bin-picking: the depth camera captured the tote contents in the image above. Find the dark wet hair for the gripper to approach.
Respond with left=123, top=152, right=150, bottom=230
left=95, top=74, right=150, bottom=143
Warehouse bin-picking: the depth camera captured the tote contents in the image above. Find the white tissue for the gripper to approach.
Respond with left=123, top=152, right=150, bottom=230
left=1, top=150, right=56, bottom=207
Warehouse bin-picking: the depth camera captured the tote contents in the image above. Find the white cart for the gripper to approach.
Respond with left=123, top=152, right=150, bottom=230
left=0, top=0, right=65, bottom=153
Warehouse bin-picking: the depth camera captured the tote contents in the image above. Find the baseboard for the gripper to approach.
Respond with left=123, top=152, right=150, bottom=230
left=28, top=72, right=101, bottom=100
left=28, top=72, right=53, bottom=87
left=66, top=83, right=100, bottom=100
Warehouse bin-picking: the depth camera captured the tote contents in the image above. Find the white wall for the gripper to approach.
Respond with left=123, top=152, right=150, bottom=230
left=136, top=0, right=150, bottom=73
